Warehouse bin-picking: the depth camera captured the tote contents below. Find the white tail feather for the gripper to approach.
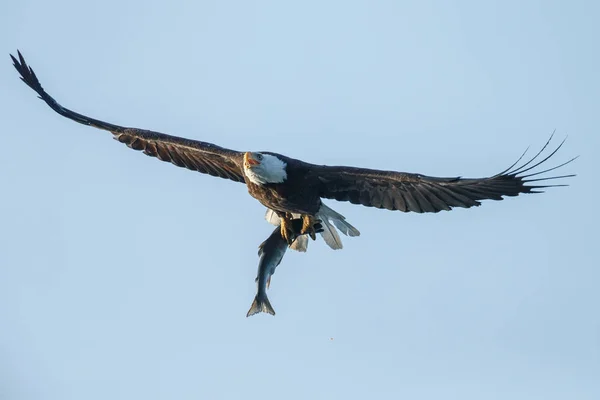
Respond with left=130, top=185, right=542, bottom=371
left=265, top=209, right=281, bottom=226
left=318, top=203, right=361, bottom=237
left=331, top=218, right=360, bottom=237
left=290, top=235, right=308, bottom=252
left=318, top=217, right=344, bottom=250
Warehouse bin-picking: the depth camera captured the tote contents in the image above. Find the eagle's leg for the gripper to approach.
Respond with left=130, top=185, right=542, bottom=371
left=279, top=213, right=296, bottom=245
left=301, top=214, right=318, bottom=241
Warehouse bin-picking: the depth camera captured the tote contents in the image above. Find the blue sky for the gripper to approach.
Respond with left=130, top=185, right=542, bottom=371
left=1, top=1, right=598, bottom=399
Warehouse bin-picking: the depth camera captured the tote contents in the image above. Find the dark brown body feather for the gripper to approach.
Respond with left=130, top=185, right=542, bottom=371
left=11, top=50, right=576, bottom=219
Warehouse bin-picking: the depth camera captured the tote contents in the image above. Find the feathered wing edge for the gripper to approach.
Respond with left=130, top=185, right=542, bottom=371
left=11, top=50, right=127, bottom=133
left=10, top=50, right=247, bottom=183
left=265, top=203, right=360, bottom=251
left=313, top=132, right=577, bottom=213
left=488, top=132, right=578, bottom=193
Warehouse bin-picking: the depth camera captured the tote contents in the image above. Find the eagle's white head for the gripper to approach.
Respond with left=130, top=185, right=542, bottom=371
left=243, top=152, right=287, bottom=185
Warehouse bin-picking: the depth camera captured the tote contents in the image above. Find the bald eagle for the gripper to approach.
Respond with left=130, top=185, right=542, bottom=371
left=11, top=51, right=575, bottom=251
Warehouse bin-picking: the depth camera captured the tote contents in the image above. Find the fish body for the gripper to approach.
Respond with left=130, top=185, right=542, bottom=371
left=246, top=226, right=287, bottom=317
left=247, top=219, right=322, bottom=317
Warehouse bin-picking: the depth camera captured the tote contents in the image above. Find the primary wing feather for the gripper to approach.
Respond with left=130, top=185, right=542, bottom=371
left=11, top=51, right=245, bottom=183
left=311, top=134, right=576, bottom=213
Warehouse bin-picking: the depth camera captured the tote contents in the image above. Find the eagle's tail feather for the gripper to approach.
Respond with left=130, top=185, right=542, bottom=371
left=290, top=235, right=308, bottom=252
left=265, top=209, right=281, bottom=226
left=317, top=217, right=344, bottom=250
left=246, top=293, right=275, bottom=317
left=318, top=204, right=361, bottom=237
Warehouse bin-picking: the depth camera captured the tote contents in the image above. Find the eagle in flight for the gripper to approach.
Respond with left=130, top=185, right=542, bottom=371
left=11, top=51, right=576, bottom=251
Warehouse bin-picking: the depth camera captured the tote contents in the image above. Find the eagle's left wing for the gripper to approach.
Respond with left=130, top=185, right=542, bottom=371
left=309, top=136, right=576, bottom=213
left=11, top=51, right=246, bottom=183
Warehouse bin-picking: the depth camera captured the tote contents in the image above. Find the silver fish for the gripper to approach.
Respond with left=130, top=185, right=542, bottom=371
left=246, top=219, right=322, bottom=317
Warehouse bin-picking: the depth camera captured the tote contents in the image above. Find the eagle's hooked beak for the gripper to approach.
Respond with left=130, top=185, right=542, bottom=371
left=244, top=152, right=260, bottom=167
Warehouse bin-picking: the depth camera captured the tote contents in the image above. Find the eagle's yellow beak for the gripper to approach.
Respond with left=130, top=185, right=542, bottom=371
left=244, top=152, right=260, bottom=167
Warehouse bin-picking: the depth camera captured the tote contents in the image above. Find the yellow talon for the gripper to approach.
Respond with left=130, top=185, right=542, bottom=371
left=301, top=214, right=317, bottom=241
left=279, top=217, right=295, bottom=245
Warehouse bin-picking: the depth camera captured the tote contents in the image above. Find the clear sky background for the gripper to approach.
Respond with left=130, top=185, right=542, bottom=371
left=1, top=1, right=598, bottom=399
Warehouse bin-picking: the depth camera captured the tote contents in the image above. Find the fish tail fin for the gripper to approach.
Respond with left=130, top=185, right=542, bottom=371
left=246, top=293, right=276, bottom=317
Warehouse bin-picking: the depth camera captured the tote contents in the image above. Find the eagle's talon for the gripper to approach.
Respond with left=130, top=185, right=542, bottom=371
left=279, top=217, right=295, bottom=245
left=301, top=215, right=318, bottom=241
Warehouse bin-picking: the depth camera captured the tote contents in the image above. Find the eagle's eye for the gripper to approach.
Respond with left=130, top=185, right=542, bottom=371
left=257, top=154, right=264, bottom=160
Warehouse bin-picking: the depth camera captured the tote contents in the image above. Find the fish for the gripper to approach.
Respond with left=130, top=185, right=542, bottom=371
left=246, top=218, right=323, bottom=317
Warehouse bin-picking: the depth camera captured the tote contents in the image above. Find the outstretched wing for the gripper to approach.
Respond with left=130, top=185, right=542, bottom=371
left=11, top=51, right=246, bottom=183
left=310, top=135, right=576, bottom=213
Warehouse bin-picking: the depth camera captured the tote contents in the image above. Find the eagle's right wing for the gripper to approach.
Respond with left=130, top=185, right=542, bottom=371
left=309, top=135, right=576, bottom=213
left=11, top=51, right=246, bottom=183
